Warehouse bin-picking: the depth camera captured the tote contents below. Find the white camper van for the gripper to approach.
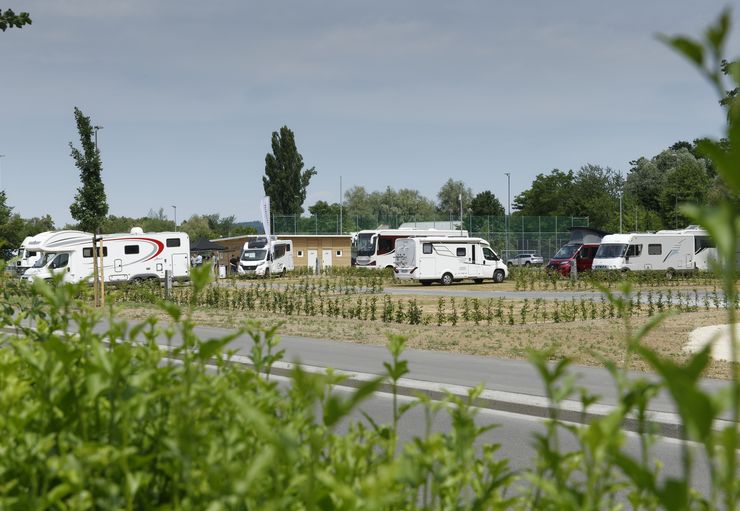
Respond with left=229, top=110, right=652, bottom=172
left=238, top=238, right=293, bottom=276
left=21, top=228, right=190, bottom=283
left=592, top=227, right=717, bottom=274
left=355, top=228, right=468, bottom=269
left=16, top=231, right=83, bottom=274
left=394, top=237, right=508, bottom=285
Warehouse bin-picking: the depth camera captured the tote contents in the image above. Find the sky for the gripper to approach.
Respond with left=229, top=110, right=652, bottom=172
left=1, top=1, right=738, bottom=226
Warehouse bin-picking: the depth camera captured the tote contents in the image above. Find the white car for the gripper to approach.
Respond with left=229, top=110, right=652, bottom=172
left=507, top=253, right=544, bottom=267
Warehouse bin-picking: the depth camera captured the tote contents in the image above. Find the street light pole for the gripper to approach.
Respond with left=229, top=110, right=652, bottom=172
left=93, top=125, right=103, bottom=151
left=172, top=205, right=177, bottom=231
left=505, top=172, right=511, bottom=261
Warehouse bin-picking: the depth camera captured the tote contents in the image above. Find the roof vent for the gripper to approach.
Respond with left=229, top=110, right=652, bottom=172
left=130, top=227, right=144, bottom=235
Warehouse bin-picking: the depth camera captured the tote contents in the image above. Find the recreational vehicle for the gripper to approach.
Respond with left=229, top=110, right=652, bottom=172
left=15, top=231, right=79, bottom=274
left=355, top=228, right=468, bottom=269
left=592, top=227, right=717, bottom=274
left=394, top=237, right=508, bottom=285
left=238, top=238, right=293, bottom=276
left=21, top=228, right=190, bottom=283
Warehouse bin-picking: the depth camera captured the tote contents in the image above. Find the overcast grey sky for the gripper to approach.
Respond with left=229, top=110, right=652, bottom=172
left=1, top=1, right=737, bottom=226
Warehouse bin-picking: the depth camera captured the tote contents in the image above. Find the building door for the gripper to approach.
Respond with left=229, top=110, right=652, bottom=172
left=308, top=249, right=318, bottom=272
left=322, top=249, right=333, bottom=268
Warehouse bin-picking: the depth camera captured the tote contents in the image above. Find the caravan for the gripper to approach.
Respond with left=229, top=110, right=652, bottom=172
left=21, top=228, right=190, bottom=283
left=238, top=238, right=294, bottom=276
left=592, top=227, right=717, bottom=274
left=394, top=237, right=508, bottom=285
left=355, top=228, right=468, bottom=269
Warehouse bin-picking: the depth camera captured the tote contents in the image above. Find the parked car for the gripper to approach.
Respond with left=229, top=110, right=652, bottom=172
left=506, top=253, right=544, bottom=267
left=546, top=243, right=600, bottom=276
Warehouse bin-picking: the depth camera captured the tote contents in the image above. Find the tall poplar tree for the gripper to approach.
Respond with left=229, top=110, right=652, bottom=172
left=69, top=107, right=108, bottom=232
left=262, top=126, right=316, bottom=214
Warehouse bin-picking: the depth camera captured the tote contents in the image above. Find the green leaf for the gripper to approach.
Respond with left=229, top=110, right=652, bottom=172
left=659, top=35, right=704, bottom=68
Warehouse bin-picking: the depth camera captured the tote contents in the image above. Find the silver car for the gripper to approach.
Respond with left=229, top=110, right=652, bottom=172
left=506, top=253, right=544, bottom=267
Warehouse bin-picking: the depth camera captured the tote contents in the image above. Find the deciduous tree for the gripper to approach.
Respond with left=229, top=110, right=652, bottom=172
left=69, top=107, right=108, bottom=233
left=263, top=126, right=316, bottom=215
left=470, top=191, right=505, bottom=216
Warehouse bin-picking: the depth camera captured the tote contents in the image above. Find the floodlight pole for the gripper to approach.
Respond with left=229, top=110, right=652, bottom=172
left=505, top=172, right=511, bottom=260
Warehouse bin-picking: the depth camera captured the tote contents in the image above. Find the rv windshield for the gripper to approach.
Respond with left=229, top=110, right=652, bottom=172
left=241, top=249, right=267, bottom=262
left=356, top=233, right=376, bottom=257
left=552, top=244, right=580, bottom=259
left=595, top=244, right=628, bottom=259
left=33, top=252, right=57, bottom=268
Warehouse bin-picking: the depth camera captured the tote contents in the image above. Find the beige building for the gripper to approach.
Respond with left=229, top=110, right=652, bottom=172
left=213, top=234, right=353, bottom=270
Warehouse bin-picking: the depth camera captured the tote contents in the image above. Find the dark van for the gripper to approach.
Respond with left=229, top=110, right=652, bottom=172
left=546, top=243, right=599, bottom=277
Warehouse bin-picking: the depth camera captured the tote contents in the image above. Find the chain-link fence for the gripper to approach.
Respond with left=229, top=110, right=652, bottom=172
left=271, top=214, right=589, bottom=260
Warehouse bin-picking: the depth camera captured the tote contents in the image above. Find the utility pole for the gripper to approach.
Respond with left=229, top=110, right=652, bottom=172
left=93, top=125, right=103, bottom=151
left=172, top=205, right=177, bottom=231
left=339, top=175, right=343, bottom=235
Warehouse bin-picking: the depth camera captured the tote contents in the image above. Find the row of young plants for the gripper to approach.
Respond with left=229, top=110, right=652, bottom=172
left=509, top=266, right=724, bottom=291
left=113, top=278, right=728, bottom=326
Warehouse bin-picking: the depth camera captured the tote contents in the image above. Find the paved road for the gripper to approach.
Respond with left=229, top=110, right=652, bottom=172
left=331, top=383, right=712, bottom=499
left=74, top=319, right=731, bottom=419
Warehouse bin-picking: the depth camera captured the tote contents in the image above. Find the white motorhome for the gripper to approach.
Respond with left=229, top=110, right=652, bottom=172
left=394, top=237, right=508, bottom=285
left=238, top=237, right=293, bottom=276
left=21, top=228, right=190, bottom=283
left=16, top=231, right=80, bottom=274
left=592, top=227, right=717, bottom=273
left=355, top=228, right=468, bottom=269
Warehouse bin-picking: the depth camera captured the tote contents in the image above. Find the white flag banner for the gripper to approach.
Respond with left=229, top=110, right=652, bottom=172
left=259, top=196, right=272, bottom=255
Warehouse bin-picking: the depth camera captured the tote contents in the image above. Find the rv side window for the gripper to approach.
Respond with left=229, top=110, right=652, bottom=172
left=50, top=253, right=69, bottom=269
left=422, top=243, right=433, bottom=255
left=274, top=244, right=286, bottom=259
left=377, top=237, right=394, bottom=255
left=456, top=247, right=466, bottom=257
left=83, top=247, right=108, bottom=258
left=626, top=244, right=642, bottom=257
left=166, top=238, right=181, bottom=248
left=28, top=251, right=37, bottom=257
left=124, top=245, right=140, bottom=255
left=695, top=236, right=714, bottom=253
left=483, top=247, right=496, bottom=261
left=286, top=243, right=291, bottom=252
left=648, top=244, right=662, bottom=255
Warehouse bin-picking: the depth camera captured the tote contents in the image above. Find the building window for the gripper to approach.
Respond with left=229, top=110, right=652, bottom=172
left=456, top=247, right=466, bottom=257
left=124, top=245, right=140, bottom=255
left=297, top=250, right=304, bottom=257
left=336, top=250, right=342, bottom=257
left=166, top=238, right=181, bottom=247
left=648, top=244, right=662, bottom=255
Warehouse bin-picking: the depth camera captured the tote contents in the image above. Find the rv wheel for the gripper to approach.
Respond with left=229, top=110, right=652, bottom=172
left=440, top=273, right=454, bottom=286
left=665, top=269, right=675, bottom=280
left=473, top=279, right=484, bottom=284
left=421, top=280, right=432, bottom=286
left=493, top=270, right=505, bottom=283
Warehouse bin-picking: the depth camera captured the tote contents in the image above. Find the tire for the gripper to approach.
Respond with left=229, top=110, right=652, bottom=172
left=282, top=268, right=287, bottom=276
left=420, top=280, right=432, bottom=286
left=493, top=270, right=505, bottom=283
left=264, top=268, right=271, bottom=278
left=440, top=273, right=454, bottom=286
left=524, top=261, right=531, bottom=267
left=473, top=279, right=484, bottom=284
left=665, top=268, right=675, bottom=280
